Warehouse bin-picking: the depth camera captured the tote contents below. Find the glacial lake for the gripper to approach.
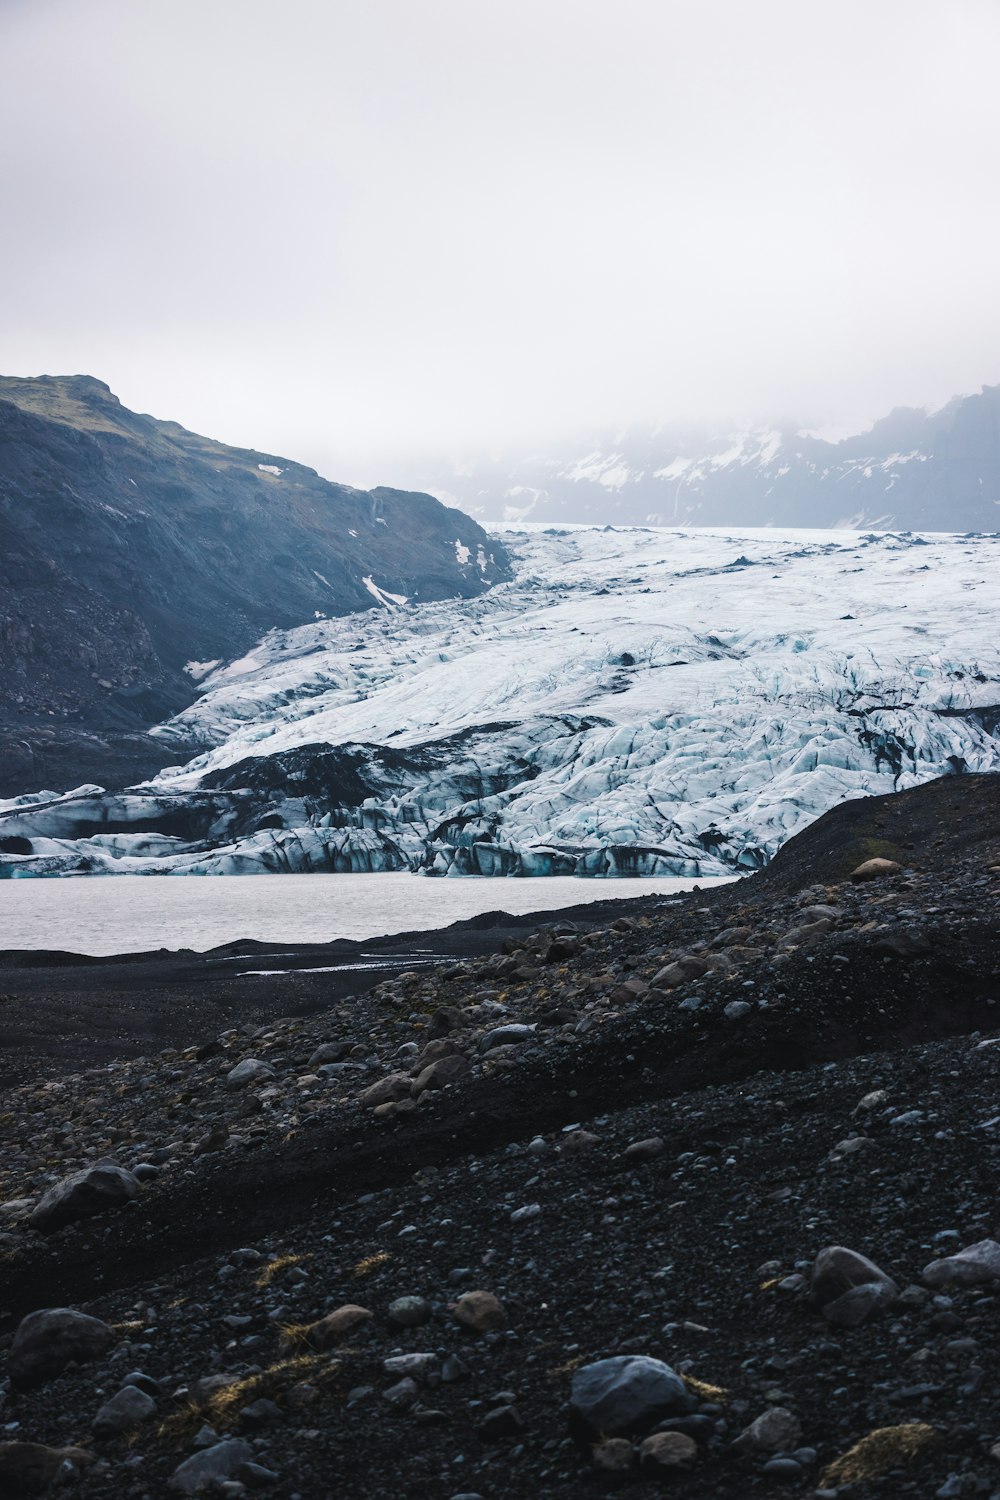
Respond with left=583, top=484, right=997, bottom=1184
left=0, top=872, right=737, bottom=956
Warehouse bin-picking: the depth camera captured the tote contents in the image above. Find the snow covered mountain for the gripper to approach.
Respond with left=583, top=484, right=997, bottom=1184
left=424, top=387, right=1000, bottom=532
left=2, top=525, right=998, bottom=879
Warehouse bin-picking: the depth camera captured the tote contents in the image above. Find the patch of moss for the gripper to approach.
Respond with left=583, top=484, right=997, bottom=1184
left=821, top=1423, right=938, bottom=1486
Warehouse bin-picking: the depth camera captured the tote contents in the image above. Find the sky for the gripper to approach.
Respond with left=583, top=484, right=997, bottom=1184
left=3, top=0, right=1000, bottom=489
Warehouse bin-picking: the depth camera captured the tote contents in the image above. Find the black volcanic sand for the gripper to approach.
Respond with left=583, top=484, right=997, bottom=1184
left=1, top=773, right=1000, bottom=1500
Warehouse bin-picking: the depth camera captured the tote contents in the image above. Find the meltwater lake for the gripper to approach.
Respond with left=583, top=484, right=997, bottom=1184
left=0, top=872, right=736, bottom=956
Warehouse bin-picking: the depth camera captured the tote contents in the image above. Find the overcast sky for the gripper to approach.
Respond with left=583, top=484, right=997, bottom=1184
left=3, top=0, right=1000, bottom=488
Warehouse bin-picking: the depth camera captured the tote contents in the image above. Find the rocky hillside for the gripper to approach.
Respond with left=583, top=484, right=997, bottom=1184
left=0, top=376, right=509, bottom=795
left=429, top=385, right=1000, bottom=531
left=1, top=773, right=999, bottom=1497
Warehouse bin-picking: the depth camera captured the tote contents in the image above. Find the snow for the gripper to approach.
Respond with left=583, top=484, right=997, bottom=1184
left=564, top=453, right=640, bottom=491
left=3, top=526, right=998, bottom=879
left=257, top=463, right=283, bottom=476
left=361, top=576, right=409, bottom=609
left=184, top=659, right=222, bottom=681
left=454, top=539, right=472, bottom=565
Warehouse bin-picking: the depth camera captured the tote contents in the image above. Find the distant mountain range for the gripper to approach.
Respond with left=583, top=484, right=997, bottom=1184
left=424, top=386, right=1000, bottom=530
left=0, top=375, right=509, bottom=795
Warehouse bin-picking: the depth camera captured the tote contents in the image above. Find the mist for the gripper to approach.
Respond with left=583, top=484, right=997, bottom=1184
left=3, top=0, right=1000, bottom=489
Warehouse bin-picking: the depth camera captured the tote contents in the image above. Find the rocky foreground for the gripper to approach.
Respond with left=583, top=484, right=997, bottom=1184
left=2, top=773, right=1000, bottom=1498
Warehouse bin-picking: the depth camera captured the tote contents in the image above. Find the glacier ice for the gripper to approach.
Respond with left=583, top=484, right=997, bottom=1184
left=1, top=525, right=998, bottom=879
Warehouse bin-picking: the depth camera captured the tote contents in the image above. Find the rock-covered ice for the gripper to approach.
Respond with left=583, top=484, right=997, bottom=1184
left=2, top=526, right=998, bottom=878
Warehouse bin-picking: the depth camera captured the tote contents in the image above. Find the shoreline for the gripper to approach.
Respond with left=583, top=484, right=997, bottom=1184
left=0, top=888, right=691, bottom=1088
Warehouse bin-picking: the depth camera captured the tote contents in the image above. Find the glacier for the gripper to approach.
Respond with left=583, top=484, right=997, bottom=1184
left=2, top=525, right=998, bottom=879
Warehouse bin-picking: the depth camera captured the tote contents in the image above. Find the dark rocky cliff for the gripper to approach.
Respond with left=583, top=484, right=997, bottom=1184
left=0, top=375, right=510, bottom=794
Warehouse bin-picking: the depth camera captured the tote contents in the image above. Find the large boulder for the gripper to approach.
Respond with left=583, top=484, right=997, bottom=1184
left=169, top=1438, right=254, bottom=1494
left=225, top=1058, right=276, bottom=1088
left=850, top=857, right=901, bottom=881
left=92, top=1384, right=157, bottom=1435
left=923, top=1239, right=1000, bottom=1288
left=301, top=1304, right=372, bottom=1350
left=569, top=1354, right=692, bottom=1440
left=0, top=1442, right=95, bottom=1495
left=28, top=1162, right=139, bottom=1233
left=809, top=1245, right=898, bottom=1327
left=8, top=1308, right=116, bottom=1389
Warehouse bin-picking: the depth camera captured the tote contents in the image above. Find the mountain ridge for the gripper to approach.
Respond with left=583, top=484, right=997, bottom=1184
left=0, top=375, right=509, bottom=795
left=424, top=385, right=1000, bottom=530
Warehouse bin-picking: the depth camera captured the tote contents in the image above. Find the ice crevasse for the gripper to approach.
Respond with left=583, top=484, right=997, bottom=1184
left=2, top=524, right=998, bottom=877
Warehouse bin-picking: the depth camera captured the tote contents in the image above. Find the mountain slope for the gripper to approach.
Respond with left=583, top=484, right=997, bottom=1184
left=0, top=375, right=509, bottom=794
left=428, top=386, right=1000, bottom=530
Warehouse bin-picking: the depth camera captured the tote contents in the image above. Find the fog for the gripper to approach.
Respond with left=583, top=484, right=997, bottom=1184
left=3, top=0, right=1000, bottom=488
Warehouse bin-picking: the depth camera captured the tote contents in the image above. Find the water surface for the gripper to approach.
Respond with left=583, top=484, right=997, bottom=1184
left=0, top=872, right=735, bottom=955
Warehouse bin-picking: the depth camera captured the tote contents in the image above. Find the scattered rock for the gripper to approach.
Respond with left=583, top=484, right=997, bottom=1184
left=225, top=1058, right=276, bottom=1088
left=452, top=1290, right=506, bottom=1332
left=592, top=1437, right=635, bottom=1475
left=923, top=1239, right=1000, bottom=1288
left=736, top=1407, right=803, bottom=1452
left=569, top=1355, right=691, bottom=1439
left=28, top=1162, right=139, bottom=1233
left=387, top=1295, right=432, bottom=1327
left=638, top=1430, right=698, bottom=1473
left=169, top=1438, right=255, bottom=1494
left=0, top=1442, right=95, bottom=1495
left=92, top=1383, right=157, bottom=1435
left=300, top=1303, right=372, bottom=1349
left=850, top=857, right=902, bottom=881
left=8, top=1307, right=117, bottom=1389
left=810, top=1245, right=899, bottom=1326
left=623, top=1136, right=665, bottom=1162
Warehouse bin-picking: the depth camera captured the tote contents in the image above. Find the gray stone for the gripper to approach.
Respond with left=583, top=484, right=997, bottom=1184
left=724, top=1000, right=752, bottom=1020
left=763, top=1457, right=804, bottom=1479
left=0, top=1442, right=95, bottom=1494
left=225, top=1058, right=276, bottom=1088
left=410, top=1054, right=471, bottom=1095
left=307, top=1041, right=349, bottom=1066
left=360, top=1071, right=413, bottom=1108
left=92, top=1384, right=156, bottom=1435
left=9, top=1308, right=117, bottom=1389
left=822, top=1280, right=898, bottom=1327
left=383, top=1376, right=419, bottom=1406
left=592, top=1438, right=635, bottom=1475
left=923, top=1239, right=1000, bottom=1288
left=638, top=1430, right=698, bottom=1472
left=810, top=1245, right=898, bottom=1318
left=569, top=1354, right=691, bottom=1439
left=28, top=1162, right=139, bottom=1233
left=623, top=1137, right=665, bottom=1163
left=387, top=1295, right=432, bottom=1328
left=169, top=1438, right=255, bottom=1494
left=738, top=1407, right=802, bottom=1452
left=480, top=1024, right=536, bottom=1053
left=383, top=1352, right=439, bottom=1380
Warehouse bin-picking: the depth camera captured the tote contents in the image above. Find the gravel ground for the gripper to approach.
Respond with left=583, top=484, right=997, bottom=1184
left=2, top=774, right=999, bottom=1499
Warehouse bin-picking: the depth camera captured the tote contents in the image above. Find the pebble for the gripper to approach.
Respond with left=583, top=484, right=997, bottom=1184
left=452, top=1291, right=506, bottom=1333
left=387, top=1295, right=432, bottom=1328
left=638, top=1430, right=698, bottom=1472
